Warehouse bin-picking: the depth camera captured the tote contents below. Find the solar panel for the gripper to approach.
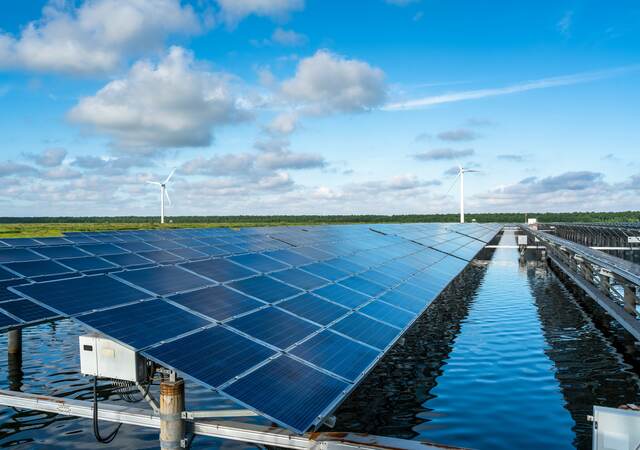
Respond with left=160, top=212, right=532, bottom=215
left=0, top=238, right=41, bottom=247
left=77, top=243, right=126, bottom=256
left=270, top=268, right=328, bottom=290
left=324, top=257, right=366, bottom=275
left=290, top=330, right=379, bottom=382
left=228, top=307, right=319, bottom=349
left=330, top=312, right=399, bottom=350
left=263, top=249, right=312, bottom=266
left=312, top=284, right=370, bottom=309
left=230, top=254, right=288, bottom=273
left=145, top=326, right=276, bottom=388
left=115, top=241, right=159, bottom=253
left=33, top=246, right=89, bottom=259
left=137, top=250, right=183, bottom=264
left=291, top=247, right=334, bottom=260
left=222, top=355, right=348, bottom=434
left=80, top=300, right=211, bottom=349
left=102, top=253, right=154, bottom=268
left=300, top=262, right=348, bottom=281
left=378, top=290, right=425, bottom=314
left=359, top=300, right=415, bottom=329
left=4, top=260, right=75, bottom=278
left=0, top=299, right=58, bottom=323
left=277, top=293, right=349, bottom=326
left=339, top=276, right=387, bottom=297
left=115, top=266, right=211, bottom=296
left=0, top=266, right=18, bottom=281
left=168, top=247, right=209, bottom=260
left=181, top=259, right=256, bottom=283
left=56, top=256, right=118, bottom=272
left=0, top=310, right=20, bottom=328
left=12, top=275, right=150, bottom=315
left=228, top=276, right=302, bottom=303
left=0, top=248, right=44, bottom=263
left=168, top=285, right=264, bottom=321
left=0, top=280, right=25, bottom=301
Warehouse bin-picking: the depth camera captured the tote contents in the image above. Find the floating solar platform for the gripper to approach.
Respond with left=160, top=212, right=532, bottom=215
left=4, top=222, right=501, bottom=433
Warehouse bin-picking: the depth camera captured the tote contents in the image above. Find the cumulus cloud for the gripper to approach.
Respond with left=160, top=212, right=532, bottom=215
left=0, top=162, right=40, bottom=178
left=497, top=154, right=526, bottom=162
left=68, top=46, right=250, bottom=153
left=413, top=148, right=475, bottom=161
left=466, top=117, right=495, bottom=127
left=437, top=128, right=480, bottom=142
left=0, top=0, right=201, bottom=75
left=266, top=112, right=298, bottom=135
left=271, top=28, right=307, bottom=46
left=217, top=0, right=304, bottom=26
left=43, top=166, right=82, bottom=180
left=281, top=50, right=387, bottom=114
left=24, top=147, right=67, bottom=167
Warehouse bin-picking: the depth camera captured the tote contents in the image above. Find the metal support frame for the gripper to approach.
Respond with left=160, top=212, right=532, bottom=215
left=0, top=389, right=453, bottom=450
left=160, top=378, right=185, bottom=450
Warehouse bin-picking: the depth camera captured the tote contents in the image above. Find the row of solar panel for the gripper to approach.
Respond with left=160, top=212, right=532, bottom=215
left=2, top=223, right=501, bottom=433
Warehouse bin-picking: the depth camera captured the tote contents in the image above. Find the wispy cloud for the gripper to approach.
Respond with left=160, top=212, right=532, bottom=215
left=384, top=65, right=639, bottom=111
left=557, top=11, right=574, bottom=37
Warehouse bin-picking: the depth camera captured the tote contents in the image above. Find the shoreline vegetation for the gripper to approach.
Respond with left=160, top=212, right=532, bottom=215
left=0, top=212, right=638, bottom=238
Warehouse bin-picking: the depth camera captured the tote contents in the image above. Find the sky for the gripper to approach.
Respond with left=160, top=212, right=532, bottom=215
left=0, top=0, right=639, bottom=217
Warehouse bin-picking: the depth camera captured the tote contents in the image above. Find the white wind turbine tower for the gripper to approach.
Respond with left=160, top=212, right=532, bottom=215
left=147, top=168, right=176, bottom=224
left=446, top=164, right=480, bottom=223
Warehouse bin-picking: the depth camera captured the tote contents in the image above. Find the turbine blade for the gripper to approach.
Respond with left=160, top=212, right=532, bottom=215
left=164, top=167, right=177, bottom=184
left=445, top=172, right=460, bottom=195
left=164, top=188, right=172, bottom=205
left=146, top=180, right=161, bottom=185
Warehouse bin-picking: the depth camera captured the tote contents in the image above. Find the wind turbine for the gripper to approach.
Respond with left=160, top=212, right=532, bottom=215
left=446, top=164, right=479, bottom=224
left=147, top=168, right=176, bottom=224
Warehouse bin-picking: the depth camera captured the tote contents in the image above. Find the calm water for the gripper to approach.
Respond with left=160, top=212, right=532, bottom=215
left=2, top=230, right=640, bottom=448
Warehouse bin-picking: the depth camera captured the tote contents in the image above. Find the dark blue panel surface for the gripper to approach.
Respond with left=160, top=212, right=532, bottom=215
left=145, top=326, right=275, bottom=388
left=324, top=258, right=366, bottom=275
left=395, top=281, right=440, bottom=301
left=181, top=259, right=256, bottom=283
left=278, top=293, right=349, bottom=325
left=339, top=276, right=386, bottom=297
left=148, top=240, right=184, bottom=250
left=33, top=246, right=88, bottom=259
left=378, top=290, right=425, bottom=314
left=5, top=260, right=74, bottom=278
left=168, top=247, right=208, bottom=260
left=223, top=355, right=348, bottom=434
left=263, top=249, right=312, bottom=266
left=57, top=256, right=118, bottom=272
left=0, top=280, right=25, bottom=301
left=77, top=243, right=126, bottom=256
left=270, top=268, right=328, bottom=290
left=116, top=242, right=159, bottom=253
left=102, top=253, right=154, bottom=268
left=300, top=262, right=348, bottom=282
left=230, top=254, right=288, bottom=273
left=137, top=250, right=183, bottom=264
left=0, top=267, right=18, bottom=281
left=228, top=276, right=301, bottom=303
left=360, top=270, right=399, bottom=288
left=169, top=285, right=263, bottom=321
left=0, top=248, right=44, bottom=264
left=312, top=284, right=370, bottom=309
left=193, top=246, right=227, bottom=257
left=0, top=299, right=57, bottom=322
left=116, top=266, right=210, bottom=296
left=331, top=313, right=399, bottom=350
left=80, top=300, right=210, bottom=349
left=292, top=247, right=334, bottom=260
left=228, top=307, right=318, bottom=349
left=1, top=238, right=40, bottom=247
left=12, top=275, right=149, bottom=315
left=359, top=300, right=415, bottom=329
left=291, top=330, right=378, bottom=381
left=0, top=310, right=20, bottom=328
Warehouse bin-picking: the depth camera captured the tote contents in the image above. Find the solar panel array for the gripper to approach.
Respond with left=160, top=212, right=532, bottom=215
left=3, top=222, right=500, bottom=433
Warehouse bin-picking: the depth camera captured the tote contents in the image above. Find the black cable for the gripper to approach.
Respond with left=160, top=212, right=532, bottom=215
left=93, top=376, right=122, bottom=444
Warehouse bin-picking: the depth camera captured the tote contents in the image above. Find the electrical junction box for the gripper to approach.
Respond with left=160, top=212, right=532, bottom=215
left=527, top=218, right=537, bottom=224
left=79, top=334, right=148, bottom=382
left=517, top=235, right=528, bottom=246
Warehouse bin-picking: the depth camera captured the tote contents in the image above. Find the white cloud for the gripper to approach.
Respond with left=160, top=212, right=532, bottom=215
left=271, top=28, right=307, bottom=46
left=266, top=112, right=298, bottom=135
left=68, top=46, right=250, bottom=153
left=281, top=50, right=387, bottom=114
left=0, top=0, right=201, bottom=75
left=385, top=65, right=640, bottom=110
left=0, top=162, right=39, bottom=178
left=557, top=11, right=573, bottom=37
left=25, top=147, right=68, bottom=167
left=217, top=0, right=304, bottom=26
left=437, top=129, right=480, bottom=142
left=413, top=148, right=475, bottom=161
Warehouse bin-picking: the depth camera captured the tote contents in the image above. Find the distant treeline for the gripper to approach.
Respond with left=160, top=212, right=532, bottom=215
left=1, top=211, right=639, bottom=224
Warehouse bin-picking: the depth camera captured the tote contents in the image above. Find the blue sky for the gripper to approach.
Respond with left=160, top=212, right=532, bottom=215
left=0, top=0, right=638, bottom=216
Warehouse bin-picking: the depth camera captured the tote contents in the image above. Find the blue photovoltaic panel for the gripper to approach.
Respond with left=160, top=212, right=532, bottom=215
left=378, top=290, right=425, bottom=314
left=80, top=300, right=210, bottom=349
left=33, top=246, right=88, bottom=259
left=0, top=248, right=44, bottom=264
left=168, top=285, right=263, bottom=321
left=263, top=249, right=312, bottom=266
left=217, top=243, right=246, bottom=254
left=230, top=254, right=288, bottom=273
left=181, top=259, right=256, bottom=283
left=102, top=253, right=154, bottom=268
left=34, top=237, right=71, bottom=246
left=339, top=276, right=386, bottom=297
left=0, top=267, right=17, bottom=281
left=0, top=280, right=25, bottom=301
left=168, top=247, right=208, bottom=260
left=12, top=275, right=149, bottom=315
left=0, top=310, right=20, bottom=328
left=290, top=330, right=378, bottom=382
left=331, top=313, right=399, bottom=350
left=395, top=281, right=439, bottom=301
left=277, top=293, right=349, bottom=326
left=4, top=260, right=74, bottom=278
left=270, top=268, right=328, bottom=290
left=312, top=284, right=370, bottom=309
left=137, top=250, right=183, bottom=264
left=324, top=258, right=365, bottom=275
left=0, top=299, right=57, bottom=322
left=148, top=240, right=184, bottom=250
left=359, top=300, right=415, bottom=329
left=228, top=307, right=318, bottom=349
left=0, top=238, right=41, bottom=247
left=223, top=355, right=348, bottom=434
left=145, top=326, right=276, bottom=388
left=292, top=247, right=334, bottom=260
left=116, top=266, right=210, bottom=296
left=228, top=276, right=302, bottom=303
left=63, top=235, right=98, bottom=244
left=116, top=241, right=159, bottom=253
left=77, top=243, right=126, bottom=256
left=300, top=262, right=348, bottom=282
left=193, top=246, right=227, bottom=257
left=360, top=270, right=399, bottom=289
left=57, top=256, right=118, bottom=272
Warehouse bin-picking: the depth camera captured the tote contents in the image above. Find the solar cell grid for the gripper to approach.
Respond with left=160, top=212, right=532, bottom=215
left=359, top=300, right=415, bottom=329
left=137, top=250, right=184, bottom=264
left=0, top=238, right=41, bottom=247
left=312, top=283, right=370, bottom=309
left=339, top=276, right=386, bottom=297
left=115, top=241, right=160, bottom=253
left=300, top=262, right=348, bottom=282
left=228, top=276, right=302, bottom=303
left=263, top=249, right=313, bottom=266
left=102, top=253, right=154, bottom=268
left=115, top=265, right=211, bottom=296
left=277, top=293, right=349, bottom=325
left=56, top=256, right=118, bottom=273
left=181, top=258, right=256, bottom=283
left=270, top=268, right=328, bottom=290
left=331, top=312, right=399, bottom=350
left=32, top=245, right=88, bottom=259
left=0, top=298, right=58, bottom=323
left=0, top=266, right=18, bottom=281
left=4, top=260, right=74, bottom=278
left=168, top=285, right=264, bottom=321
left=0, top=248, right=45, bottom=264
left=0, top=280, right=28, bottom=301
left=77, top=243, right=127, bottom=256
left=230, top=253, right=288, bottom=273
left=0, top=310, right=20, bottom=328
